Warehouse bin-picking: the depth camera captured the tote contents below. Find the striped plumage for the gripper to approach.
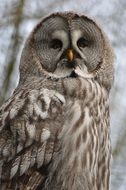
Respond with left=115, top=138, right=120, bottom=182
left=0, top=12, right=114, bottom=190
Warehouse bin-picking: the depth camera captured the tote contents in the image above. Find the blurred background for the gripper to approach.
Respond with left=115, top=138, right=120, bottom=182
left=0, top=0, right=126, bottom=189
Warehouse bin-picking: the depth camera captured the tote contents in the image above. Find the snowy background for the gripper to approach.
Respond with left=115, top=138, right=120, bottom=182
left=0, top=0, right=126, bottom=189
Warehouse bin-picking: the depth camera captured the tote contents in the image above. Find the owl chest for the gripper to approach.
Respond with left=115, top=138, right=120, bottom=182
left=62, top=100, right=100, bottom=169
left=46, top=99, right=104, bottom=190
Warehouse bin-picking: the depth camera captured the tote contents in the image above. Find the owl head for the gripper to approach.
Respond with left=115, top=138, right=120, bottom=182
left=19, top=12, right=114, bottom=90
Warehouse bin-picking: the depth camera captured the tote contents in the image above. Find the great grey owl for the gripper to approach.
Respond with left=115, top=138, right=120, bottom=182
left=0, top=12, right=114, bottom=190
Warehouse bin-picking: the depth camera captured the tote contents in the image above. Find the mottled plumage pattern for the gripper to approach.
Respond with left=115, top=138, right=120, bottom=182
left=0, top=12, right=114, bottom=189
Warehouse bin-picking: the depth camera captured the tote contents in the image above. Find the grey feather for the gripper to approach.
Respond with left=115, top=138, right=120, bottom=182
left=0, top=11, right=114, bottom=190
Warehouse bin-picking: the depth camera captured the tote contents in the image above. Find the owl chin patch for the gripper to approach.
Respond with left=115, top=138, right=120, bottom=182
left=69, top=70, right=78, bottom=78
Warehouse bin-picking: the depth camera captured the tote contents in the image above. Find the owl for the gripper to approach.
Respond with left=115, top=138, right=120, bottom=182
left=0, top=12, right=114, bottom=190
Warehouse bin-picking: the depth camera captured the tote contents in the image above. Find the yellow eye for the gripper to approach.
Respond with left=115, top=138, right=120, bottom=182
left=50, top=39, right=62, bottom=50
left=77, top=37, right=88, bottom=48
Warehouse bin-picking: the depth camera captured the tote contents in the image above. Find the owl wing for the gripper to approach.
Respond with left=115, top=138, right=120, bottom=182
left=0, top=86, right=65, bottom=189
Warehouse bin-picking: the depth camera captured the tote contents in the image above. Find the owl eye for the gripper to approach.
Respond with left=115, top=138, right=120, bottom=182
left=50, top=39, right=62, bottom=50
left=77, top=37, right=88, bottom=48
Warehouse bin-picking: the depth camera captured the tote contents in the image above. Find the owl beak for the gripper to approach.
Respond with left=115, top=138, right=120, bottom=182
left=67, top=49, right=75, bottom=62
